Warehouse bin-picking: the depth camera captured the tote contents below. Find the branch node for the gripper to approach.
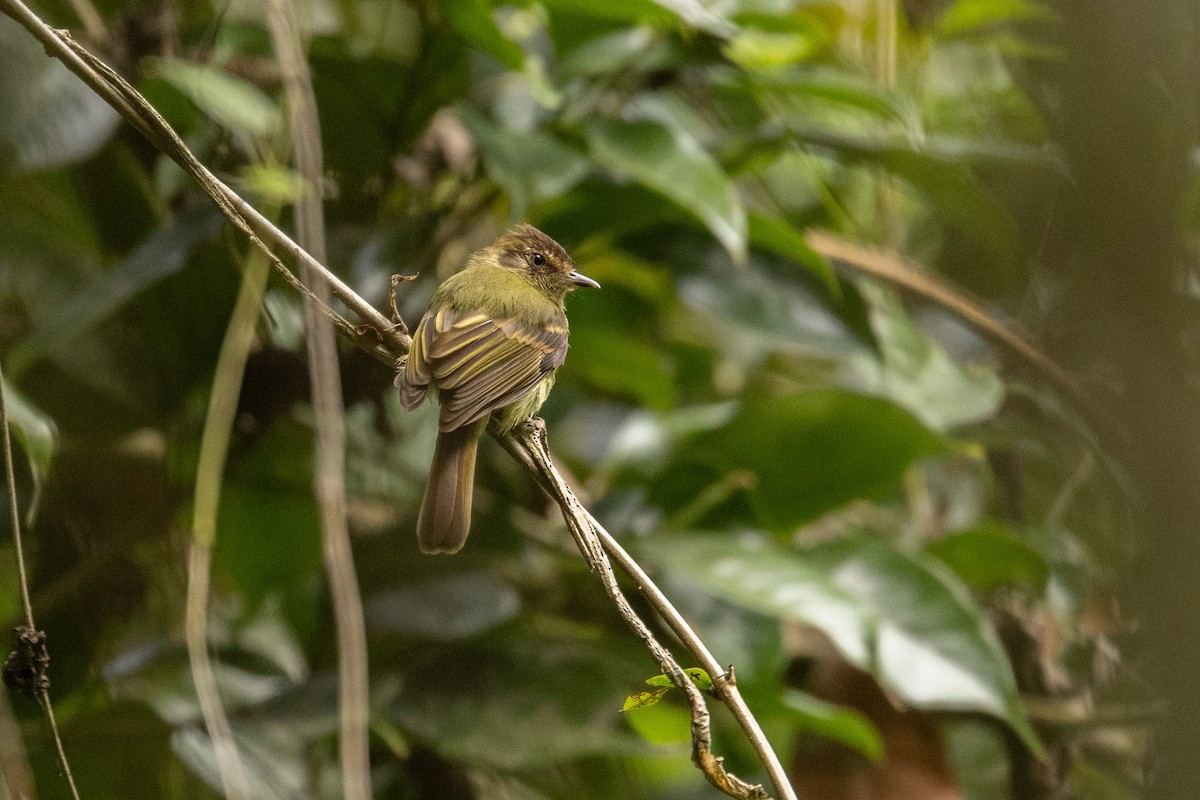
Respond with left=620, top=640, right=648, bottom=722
left=3, top=626, right=49, bottom=700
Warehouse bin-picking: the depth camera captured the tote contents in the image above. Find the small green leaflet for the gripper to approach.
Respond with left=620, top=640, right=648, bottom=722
left=622, top=667, right=714, bottom=711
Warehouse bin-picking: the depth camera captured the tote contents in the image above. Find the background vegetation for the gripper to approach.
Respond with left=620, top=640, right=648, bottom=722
left=1, top=0, right=1196, bottom=798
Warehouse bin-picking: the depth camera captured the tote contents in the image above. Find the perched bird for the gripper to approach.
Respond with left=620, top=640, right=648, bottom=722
left=396, top=225, right=599, bottom=554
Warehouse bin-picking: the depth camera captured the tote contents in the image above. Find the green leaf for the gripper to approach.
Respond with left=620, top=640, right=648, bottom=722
left=785, top=128, right=1051, bottom=261
left=704, top=389, right=946, bottom=528
left=747, top=213, right=839, bottom=296
left=212, top=483, right=322, bottom=606
left=0, top=376, right=56, bottom=488
left=810, top=536, right=1041, bottom=752
left=723, top=14, right=832, bottom=70
left=236, top=164, right=308, bottom=205
left=771, top=66, right=907, bottom=121
left=365, top=570, right=521, bottom=640
left=562, top=285, right=676, bottom=410
left=782, top=689, right=884, bottom=760
left=677, top=261, right=864, bottom=361
left=444, top=0, right=524, bottom=69
left=0, top=15, right=118, bottom=172
left=622, top=696, right=692, bottom=743
left=458, top=108, right=589, bottom=220
left=11, top=209, right=222, bottom=374
left=936, top=0, right=1058, bottom=39
left=842, top=281, right=1004, bottom=432
left=644, top=667, right=713, bottom=690
left=542, top=0, right=676, bottom=25
left=564, top=325, right=675, bottom=410
left=391, top=634, right=645, bottom=768
left=586, top=117, right=747, bottom=263
left=542, top=0, right=734, bottom=36
left=927, top=521, right=1049, bottom=591
left=622, top=686, right=670, bottom=711
left=645, top=533, right=1041, bottom=752
left=640, top=534, right=872, bottom=666
left=152, top=58, right=281, bottom=139
left=558, top=28, right=679, bottom=79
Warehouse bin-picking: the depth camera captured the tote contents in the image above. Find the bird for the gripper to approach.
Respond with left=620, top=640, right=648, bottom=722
left=396, top=224, right=599, bottom=554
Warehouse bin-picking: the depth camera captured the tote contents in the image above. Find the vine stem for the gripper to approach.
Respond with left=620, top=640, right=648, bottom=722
left=0, top=370, right=82, bottom=800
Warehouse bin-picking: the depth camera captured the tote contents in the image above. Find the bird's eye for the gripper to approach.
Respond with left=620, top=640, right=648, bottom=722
left=529, top=252, right=546, bottom=268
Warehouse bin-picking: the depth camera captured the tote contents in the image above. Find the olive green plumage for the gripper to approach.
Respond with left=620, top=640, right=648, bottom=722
left=397, top=225, right=599, bottom=554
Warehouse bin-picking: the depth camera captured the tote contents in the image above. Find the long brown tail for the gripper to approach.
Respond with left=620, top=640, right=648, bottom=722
left=417, top=419, right=486, bottom=554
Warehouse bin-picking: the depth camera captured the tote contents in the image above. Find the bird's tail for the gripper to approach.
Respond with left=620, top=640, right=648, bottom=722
left=417, top=419, right=487, bottom=554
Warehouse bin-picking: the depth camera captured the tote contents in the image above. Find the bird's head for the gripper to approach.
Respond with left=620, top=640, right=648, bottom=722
left=491, top=224, right=600, bottom=299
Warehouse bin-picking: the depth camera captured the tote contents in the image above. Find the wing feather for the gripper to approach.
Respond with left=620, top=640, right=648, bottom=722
left=401, top=305, right=568, bottom=432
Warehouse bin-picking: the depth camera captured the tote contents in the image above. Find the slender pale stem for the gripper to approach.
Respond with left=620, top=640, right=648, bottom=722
left=265, top=2, right=371, bottom=797
left=186, top=241, right=274, bottom=800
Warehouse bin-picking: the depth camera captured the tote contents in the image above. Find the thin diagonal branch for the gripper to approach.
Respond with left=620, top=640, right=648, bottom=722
left=265, top=2, right=371, bottom=798
left=500, top=423, right=791, bottom=800
left=0, top=369, right=81, bottom=800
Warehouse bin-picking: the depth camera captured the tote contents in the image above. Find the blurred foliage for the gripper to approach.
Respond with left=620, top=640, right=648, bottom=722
left=0, top=0, right=1174, bottom=798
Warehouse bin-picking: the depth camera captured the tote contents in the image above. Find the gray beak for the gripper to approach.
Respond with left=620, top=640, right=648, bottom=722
left=568, top=270, right=600, bottom=289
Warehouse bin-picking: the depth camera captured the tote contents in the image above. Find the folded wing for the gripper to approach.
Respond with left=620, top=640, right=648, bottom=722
left=399, top=306, right=568, bottom=432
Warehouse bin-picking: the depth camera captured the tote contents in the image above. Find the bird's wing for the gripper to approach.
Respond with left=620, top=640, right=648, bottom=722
left=406, top=306, right=568, bottom=432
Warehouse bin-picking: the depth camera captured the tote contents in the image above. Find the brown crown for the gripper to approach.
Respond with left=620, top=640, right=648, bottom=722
left=495, top=224, right=575, bottom=274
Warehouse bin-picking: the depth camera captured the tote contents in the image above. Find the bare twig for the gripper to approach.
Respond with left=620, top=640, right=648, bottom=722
left=265, top=2, right=371, bottom=798
left=806, top=229, right=1093, bottom=414
left=0, top=369, right=81, bottom=800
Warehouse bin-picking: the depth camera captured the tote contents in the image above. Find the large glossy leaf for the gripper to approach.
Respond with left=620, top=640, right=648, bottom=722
left=677, top=259, right=862, bottom=362
left=809, top=536, right=1040, bottom=751
left=211, top=421, right=323, bottom=605
left=642, top=534, right=872, bottom=664
left=586, top=117, right=747, bottom=263
left=212, top=483, right=322, bottom=606
left=756, top=66, right=907, bottom=122
left=557, top=28, right=680, bottom=79
left=701, top=389, right=946, bottom=529
left=365, top=570, right=521, bottom=640
left=645, top=533, right=1040, bottom=751
left=564, top=303, right=674, bottom=413
left=840, top=281, right=1004, bottom=431
left=390, top=634, right=646, bottom=769
left=0, top=16, right=118, bottom=172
